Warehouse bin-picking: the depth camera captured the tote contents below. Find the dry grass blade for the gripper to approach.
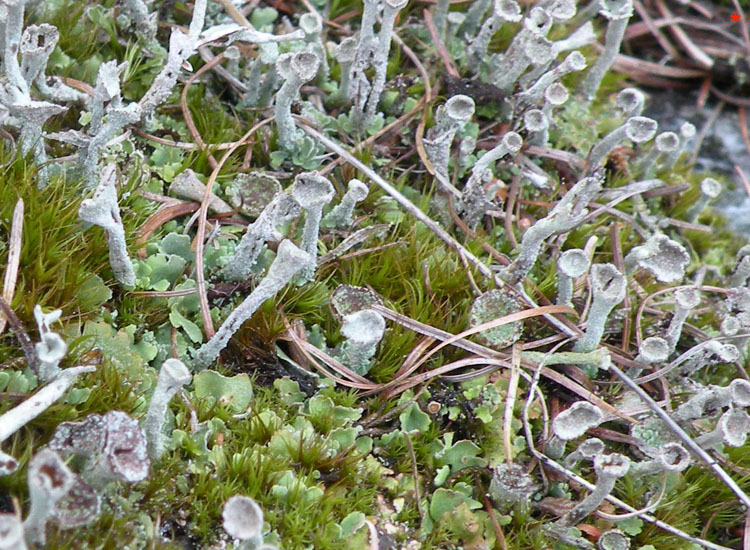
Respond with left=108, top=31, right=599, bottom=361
left=0, top=198, right=23, bottom=335
left=405, top=304, right=575, bottom=376
left=736, top=165, right=750, bottom=201
left=503, top=345, right=521, bottom=465
left=135, top=202, right=200, bottom=258
left=391, top=336, right=436, bottom=380
left=611, top=49, right=710, bottom=78
left=283, top=321, right=377, bottom=390
left=380, top=356, right=511, bottom=397
left=180, top=52, right=225, bottom=170
left=739, top=109, right=750, bottom=157
left=422, top=8, right=459, bottom=78
left=131, top=289, right=198, bottom=298
left=317, top=224, right=392, bottom=265
left=732, top=0, right=750, bottom=59
left=373, top=304, right=503, bottom=358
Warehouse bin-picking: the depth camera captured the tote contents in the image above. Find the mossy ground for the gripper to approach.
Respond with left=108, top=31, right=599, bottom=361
left=0, top=1, right=749, bottom=549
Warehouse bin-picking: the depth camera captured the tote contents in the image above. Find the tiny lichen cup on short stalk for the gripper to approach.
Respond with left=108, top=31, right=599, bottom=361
left=579, top=0, right=634, bottom=103
left=275, top=50, right=320, bottom=151
left=629, top=441, right=690, bottom=478
left=466, top=0, right=522, bottom=71
left=493, top=7, right=553, bottom=91
left=470, top=131, right=523, bottom=182
left=673, top=379, right=750, bottom=423
left=534, top=82, right=568, bottom=135
left=292, top=171, right=335, bottom=281
left=562, top=437, right=604, bottom=468
left=194, top=240, right=315, bottom=368
left=459, top=131, right=522, bottom=228
left=504, top=33, right=555, bottom=93
left=695, top=407, right=750, bottom=449
left=558, top=452, right=630, bottom=527
left=626, top=335, right=669, bottom=377
left=423, top=94, right=475, bottom=182
left=300, top=12, right=328, bottom=83
left=623, top=233, right=690, bottom=284
left=523, top=109, right=548, bottom=147
left=547, top=401, right=604, bottom=459
left=636, top=336, right=670, bottom=364
left=329, top=36, right=357, bottom=106
left=556, top=249, right=589, bottom=307
left=721, top=315, right=742, bottom=337
left=678, top=340, right=740, bottom=378
left=637, top=131, right=679, bottom=178
left=223, top=495, right=270, bottom=550
left=33, top=305, right=67, bottom=383
left=665, top=121, right=696, bottom=169
left=586, top=116, right=658, bottom=173
left=573, top=263, right=626, bottom=353
left=515, top=51, right=586, bottom=107
left=616, top=87, right=645, bottom=117
left=685, top=177, right=722, bottom=223
left=663, top=287, right=701, bottom=353
left=322, top=179, right=369, bottom=228
left=144, top=358, right=192, bottom=460
left=337, top=309, right=386, bottom=376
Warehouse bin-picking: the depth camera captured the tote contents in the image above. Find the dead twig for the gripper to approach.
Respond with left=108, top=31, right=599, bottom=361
left=0, top=199, right=23, bottom=335
left=180, top=52, right=226, bottom=170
